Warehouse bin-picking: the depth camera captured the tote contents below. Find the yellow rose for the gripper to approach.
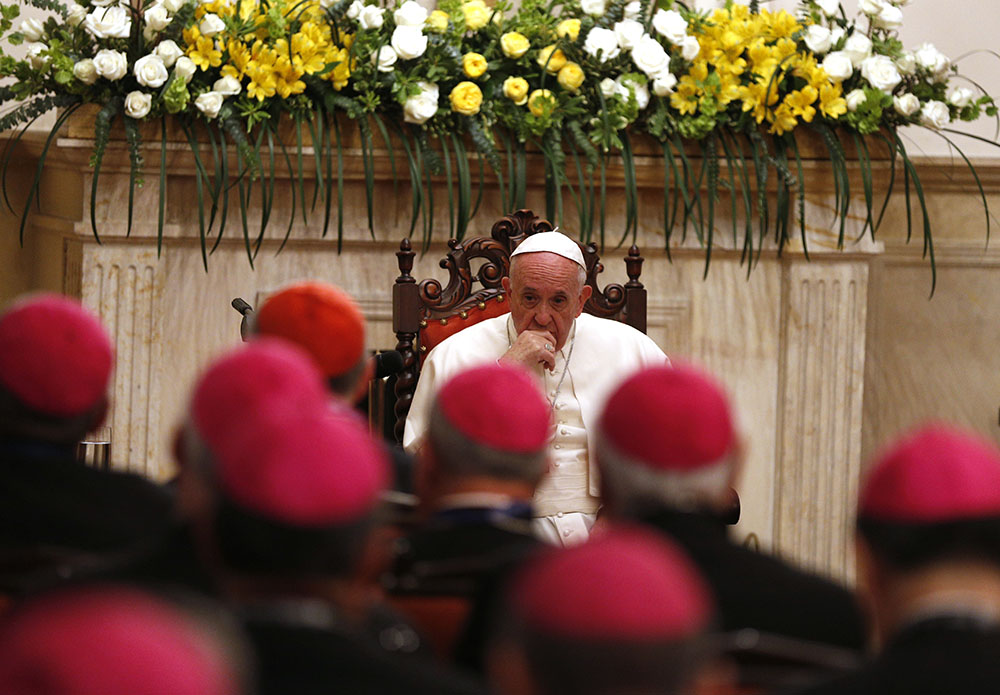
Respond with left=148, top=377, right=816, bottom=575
left=426, top=9, right=449, bottom=32
left=462, top=52, right=488, bottom=78
left=500, top=31, right=530, bottom=59
left=462, top=0, right=490, bottom=31
left=528, top=88, right=554, bottom=117
left=556, top=18, right=581, bottom=41
left=450, top=80, right=483, bottom=115
left=557, top=62, right=584, bottom=91
left=536, top=44, right=567, bottom=74
left=503, top=76, right=529, bottom=105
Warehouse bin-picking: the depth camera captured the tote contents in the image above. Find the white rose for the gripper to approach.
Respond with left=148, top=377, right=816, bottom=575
left=623, top=1, right=641, bottom=20
left=893, top=93, right=919, bottom=116
left=319, top=0, right=336, bottom=8
left=154, top=39, right=183, bottom=67
left=614, top=20, right=644, bottom=51
left=359, top=5, right=385, bottom=29
left=651, top=70, right=677, bottom=97
left=19, top=18, right=44, bottom=42
left=947, top=85, right=975, bottom=109
left=599, top=77, right=617, bottom=98
left=616, top=75, right=649, bottom=110
left=403, top=81, right=438, bottom=124
left=915, top=42, right=949, bottom=80
left=162, top=0, right=186, bottom=12
left=858, top=0, right=885, bottom=15
left=93, top=48, right=128, bottom=81
left=583, top=27, right=620, bottom=62
left=391, top=25, right=427, bottom=60
left=845, top=88, right=867, bottom=112
left=822, top=51, right=854, bottom=81
left=173, top=56, right=196, bottom=83
left=124, top=91, right=152, bottom=119
left=816, top=0, right=841, bottom=16
left=373, top=44, right=397, bottom=72
left=90, top=0, right=115, bottom=7
left=144, top=4, right=170, bottom=32
left=842, top=33, right=872, bottom=66
left=199, top=13, right=225, bottom=36
left=195, top=91, right=224, bottom=118
left=803, top=25, right=832, bottom=54
left=873, top=4, right=902, bottom=30
left=73, top=58, right=98, bottom=85
left=133, top=54, right=169, bottom=88
left=393, top=0, right=427, bottom=27
left=580, top=0, right=606, bottom=16
left=346, top=0, right=364, bottom=19
left=84, top=5, right=132, bottom=39
left=860, top=54, right=901, bottom=92
left=681, top=35, right=700, bottom=61
left=652, top=8, right=687, bottom=45
left=213, top=75, right=241, bottom=95
left=66, top=3, right=88, bottom=26
left=631, top=34, right=668, bottom=76
left=895, top=50, right=916, bottom=75
left=919, top=100, right=950, bottom=129
left=830, top=26, right=845, bottom=46
left=24, top=42, right=48, bottom=70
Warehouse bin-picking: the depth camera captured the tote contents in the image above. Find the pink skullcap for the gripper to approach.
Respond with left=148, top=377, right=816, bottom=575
left=214, top=407, right=389, bottom=525
left=859, top=423, right=1000, bottom=523
left=0, top=293, right=113, bottom=416
left=599, top=365, right=735, bottom=471
left=191, top=339, right=329, bottom=454
left=0, top=588, right=238, bottom=695
left=256, top=282, right=366, bottom=379
left=436, top=364, right=551, bottom=453
left=511, top=525, right=713, bottom=640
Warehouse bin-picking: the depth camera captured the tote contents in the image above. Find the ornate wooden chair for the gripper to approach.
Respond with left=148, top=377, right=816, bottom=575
left=389, top=209, right=648, bottom=443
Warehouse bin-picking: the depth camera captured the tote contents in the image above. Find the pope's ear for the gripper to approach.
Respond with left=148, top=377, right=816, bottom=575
left=501, top=276, right=511, bottom=294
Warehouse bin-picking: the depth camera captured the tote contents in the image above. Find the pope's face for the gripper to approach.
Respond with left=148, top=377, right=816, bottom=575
left=502, top=252, right=591, bottom=350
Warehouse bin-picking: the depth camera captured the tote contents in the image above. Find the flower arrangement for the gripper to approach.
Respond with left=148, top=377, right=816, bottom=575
left=0, top=0, right=995, bottom=283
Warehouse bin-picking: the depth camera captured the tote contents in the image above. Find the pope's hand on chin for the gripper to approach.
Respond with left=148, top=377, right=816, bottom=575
left=501, top=329, right=557, bottom=372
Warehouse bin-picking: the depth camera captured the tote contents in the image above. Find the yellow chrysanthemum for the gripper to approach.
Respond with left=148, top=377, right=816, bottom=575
left=190, top=35, right=223, bottom=70
left=819, top=83, right=847, bottom=119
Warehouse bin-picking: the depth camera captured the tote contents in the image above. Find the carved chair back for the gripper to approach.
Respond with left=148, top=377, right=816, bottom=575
left=389, top=209, right=647, bottom=443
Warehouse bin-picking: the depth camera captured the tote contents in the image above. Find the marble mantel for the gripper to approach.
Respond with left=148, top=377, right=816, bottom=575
left=13, top=123, right=907, bottom=584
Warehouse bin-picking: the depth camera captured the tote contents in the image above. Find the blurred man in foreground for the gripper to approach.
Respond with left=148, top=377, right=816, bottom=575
left=0, top=294, right=172, bottom=596
left=486, top=526, right=724, bottom=695
left=0, top=586, right=247, bottom=695
left=800, top=424, right=1000, bottom=694
left=596, top=365, right=866, bottom=652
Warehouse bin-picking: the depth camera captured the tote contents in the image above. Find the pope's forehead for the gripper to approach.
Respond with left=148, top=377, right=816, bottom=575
left=510, top=251, right=581, bottom=285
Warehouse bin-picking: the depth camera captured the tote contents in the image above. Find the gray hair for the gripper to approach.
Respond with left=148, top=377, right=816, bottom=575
left=596, top=432, right=733, bottom=516
left=427, top=401, right=548, bottom=483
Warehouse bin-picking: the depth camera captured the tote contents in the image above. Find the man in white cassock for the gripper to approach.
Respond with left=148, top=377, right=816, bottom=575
left=403, top=231, right=669, bottom=547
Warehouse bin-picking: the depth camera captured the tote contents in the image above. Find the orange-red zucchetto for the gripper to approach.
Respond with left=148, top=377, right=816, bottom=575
left=0, top=587, right=239, bottom=695
left=255, top=281, right=366, bottom=379
left=859, top=423, right=1000, bottom=524
left=510, top=525, right=713, bottom=640
left=0, top=294, right=114, bottom=417
left=598, top=365, right=735, bottom=471
left=436, top=363, right=551, bottom=453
